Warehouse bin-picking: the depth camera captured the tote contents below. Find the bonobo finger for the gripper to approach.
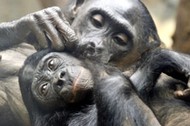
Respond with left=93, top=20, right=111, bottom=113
left=27, top=15, right=47, bottom=49
left=24, top=7, right=77, bottom=51
left=46, top=7, right=78, bottom=50
left=174, top=88, right=190, bottom=101
left=187, top=77, right=190, bottom=88
left=35, top=8, right=64, bottom=50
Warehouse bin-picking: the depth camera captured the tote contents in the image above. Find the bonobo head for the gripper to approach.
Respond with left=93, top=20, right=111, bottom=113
left=62, top=0, right=161, bottom=69
left=19, top=51, right=93, bottom=116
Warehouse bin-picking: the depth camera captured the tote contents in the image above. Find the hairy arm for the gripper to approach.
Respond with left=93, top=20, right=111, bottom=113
left=0, top=7, right=77, bottom=51
left=130, top=48, right=190, bottom=100
left=90, top=65, right=161, bottom=126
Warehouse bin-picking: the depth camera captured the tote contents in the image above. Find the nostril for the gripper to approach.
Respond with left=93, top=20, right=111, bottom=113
left=59, top=71, right=65, bottom=79
left=56, top=80, right=64, bottom=89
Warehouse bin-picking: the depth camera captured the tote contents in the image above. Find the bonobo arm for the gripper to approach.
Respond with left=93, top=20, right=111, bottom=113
left=130, top=48, right=190, bottom=100
left=90, top=64, right=161, bottom=126
left=0, top=7, right=77, bottom=51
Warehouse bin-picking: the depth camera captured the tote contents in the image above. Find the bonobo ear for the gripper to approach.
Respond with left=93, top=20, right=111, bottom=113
left=147, top=34, right=161, bottom=49
left=61, top=0, right=86, bottom=23
left=72, top=0, right=86, bottom=16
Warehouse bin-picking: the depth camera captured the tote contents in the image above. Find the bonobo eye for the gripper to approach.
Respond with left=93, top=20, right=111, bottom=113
left=91, top=13, right=104, bottom=28
left=47, top=58, right=59, bottom=71
left=112, top=33, right=128, bottom=46
left=39, top=83, right=49, bottom=96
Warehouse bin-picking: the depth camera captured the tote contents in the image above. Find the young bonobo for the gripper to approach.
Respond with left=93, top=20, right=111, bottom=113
left=0, top=6, right=77, bottom=126
left=19, top=50, right=161, bottom=126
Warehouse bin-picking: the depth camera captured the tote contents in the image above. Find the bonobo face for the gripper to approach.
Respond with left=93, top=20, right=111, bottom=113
left=71, top=0, right=160, bottom=69
left=31, top=52, right=93, bottom=109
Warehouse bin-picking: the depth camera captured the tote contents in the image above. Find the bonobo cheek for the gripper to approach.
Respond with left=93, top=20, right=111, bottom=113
left=68, top=66, right=93, bottom=91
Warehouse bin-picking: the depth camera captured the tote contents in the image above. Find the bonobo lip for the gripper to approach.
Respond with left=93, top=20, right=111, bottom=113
left=55, top=80, right=72, bottom=95
left=59, top=66, right=93, bottom=100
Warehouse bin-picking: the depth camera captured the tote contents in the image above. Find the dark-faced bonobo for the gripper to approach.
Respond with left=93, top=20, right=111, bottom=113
left=63, top=0, right=161, bottom=70
left=19, top=50, right=161, bottom=126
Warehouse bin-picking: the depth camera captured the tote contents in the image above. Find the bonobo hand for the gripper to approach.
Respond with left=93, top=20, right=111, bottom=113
left=147, top=49, right=190, bottom=101
left=0, top=7, right=77, bottom=51
left=174, top=78, right=190, bottom=101
left=24, top=7, right=78, bottom=50
left=174, top=88, right=190, bottom=101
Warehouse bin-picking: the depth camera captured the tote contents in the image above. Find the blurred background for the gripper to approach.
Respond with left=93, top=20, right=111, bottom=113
left=0, top=0, right=189, bottom=53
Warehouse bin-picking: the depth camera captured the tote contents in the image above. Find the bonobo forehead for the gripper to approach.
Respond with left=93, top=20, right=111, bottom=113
left=86, top=0, right=139, bottom=11
left=84, top=0, right=140, bottom=25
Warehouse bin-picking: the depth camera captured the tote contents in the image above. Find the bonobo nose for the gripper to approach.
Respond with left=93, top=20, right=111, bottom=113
left=54, top=70, right=67, bottom=90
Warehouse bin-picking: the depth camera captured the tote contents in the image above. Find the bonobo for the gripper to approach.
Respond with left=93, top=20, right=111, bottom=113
left=131, top=49, right=190, bottom=125
left=62, top=0, right=161, bottom=69
left=19, top=50, right=161, bottom=126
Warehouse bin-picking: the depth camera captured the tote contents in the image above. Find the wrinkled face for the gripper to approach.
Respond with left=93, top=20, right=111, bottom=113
left=31, top=52, right=93, bottom=109
left=72, top=0, right=160, bottom=69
